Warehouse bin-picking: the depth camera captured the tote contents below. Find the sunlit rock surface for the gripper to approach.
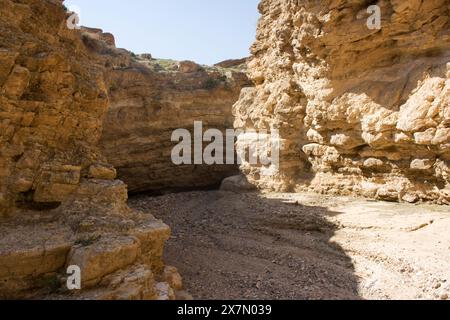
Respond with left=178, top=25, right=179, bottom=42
left=234, top=0, right=450, bottom=203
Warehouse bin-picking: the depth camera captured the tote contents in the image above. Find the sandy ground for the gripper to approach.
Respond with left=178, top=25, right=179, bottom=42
left=129, top=191, right=450, bottom=300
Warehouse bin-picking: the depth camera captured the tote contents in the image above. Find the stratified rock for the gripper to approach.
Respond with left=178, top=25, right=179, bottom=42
left=97, top=50, right=251, bottom=193
left=80, top=27, right=116, bottom=47
left=0, top=178, right=173, bottom=299
left=84, top=265, right=157, bottom=300
left=177, top=60, right=203, bottom=73
left=0, top=0, right=110, bottom=217
left=88, top=164, right=117, bottom=180
left=66, top=236, right=140, bottom=287
left=0, top=0, right=181, bottom=299
left=234, top=0, right=450, bottom=203
left=215, top=58, right=248, bottom=69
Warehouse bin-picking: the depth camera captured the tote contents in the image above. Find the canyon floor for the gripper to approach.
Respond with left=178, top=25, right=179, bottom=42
left=129, top=191, right=450, bottom=300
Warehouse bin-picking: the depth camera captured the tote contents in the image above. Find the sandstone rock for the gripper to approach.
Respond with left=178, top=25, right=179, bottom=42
left=154, top=282, right=175, bottom=300
left=233, top=0, right=450, bottom=203
left=0, top=0, right=109, bottom=215
left=402, top=193, right=419, bottom=204
left=177, top=60, right=203, bottom=73
left=377, top=186, right=401, bottom=202
left=0, top=223, right=74, bottom=298
left=360, top=182, right=381, bottom=198
left=57, top=264, right=157, bottom=300
left=88, top=164, right=117, bottom=180
left=0, top=0, right=184, bottom=300
left=130, top=219, right=171, bottom=273
left=63, top=179, right=130, bottom=217
left=214, top=58, right=248, bottom=69
left=7, top=188, right=179, bottom=299
left=80, top=27, right=116, bottom=46
left=432, top=128, right=450, bottom=145
left=67, top=236, right=140, bottom=287
left=220, top=175, right=257, bottom=193
left=0, top=49, right=18, bottom=86
left=2, top=65, right=30, bottom=98
left=33, top=166, right=82, bottom=203
left=414, top=129, right=437, bottom=145
left=93, top=265, right=156, bottom=300
left=99, top=49, right=249, bottom=193
left=411, top=159, right=434, bottom=171
left=162, top=266, right=183, bottom=291
left=363, top=158, right=385, bottom=169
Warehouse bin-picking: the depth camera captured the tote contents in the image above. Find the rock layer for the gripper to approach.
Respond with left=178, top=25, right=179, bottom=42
left=98, top=51, right=249, bottom=193
left=0, top=0, right=110, bottom=217
left=0, top=0, right=182, bottom=299
left=234, top=0, right=450, bottom=203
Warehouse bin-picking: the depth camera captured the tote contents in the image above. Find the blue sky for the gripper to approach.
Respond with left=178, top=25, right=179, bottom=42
left=65, top=0, right=260, bottom=65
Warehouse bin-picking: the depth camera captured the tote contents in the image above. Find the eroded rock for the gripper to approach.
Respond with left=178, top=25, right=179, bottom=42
left=0, top=0, right=182, bottom=300
left=220, top=175, right=257, bottom=193
left=234, top=0, right=450, bottom=203
left=97, top=48, right=250, bottom=193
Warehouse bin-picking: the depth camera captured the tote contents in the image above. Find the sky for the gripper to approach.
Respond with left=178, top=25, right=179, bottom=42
left=64, top=0, right=260, bottom=65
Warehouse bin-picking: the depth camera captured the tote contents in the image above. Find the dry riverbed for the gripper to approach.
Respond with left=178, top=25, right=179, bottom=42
left=129, top=191, right=450, bottom=300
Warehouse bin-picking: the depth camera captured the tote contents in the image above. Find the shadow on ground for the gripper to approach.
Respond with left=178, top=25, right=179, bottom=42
left=129, top=191, right=361, bottom=300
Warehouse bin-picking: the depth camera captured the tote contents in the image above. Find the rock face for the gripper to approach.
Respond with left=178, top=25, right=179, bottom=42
left=234, top=0, right=450, bottom=203
left=0, top=0, right=110, bottom=217
left=98, top=52, right=250, bottom=193
left=215, top=58, right=248, bottom=69
left=0, top=0, right=182, bottom=299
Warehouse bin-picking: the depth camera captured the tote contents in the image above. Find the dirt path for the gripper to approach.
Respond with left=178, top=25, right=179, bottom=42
left=129, top=191, right=450, bottom=300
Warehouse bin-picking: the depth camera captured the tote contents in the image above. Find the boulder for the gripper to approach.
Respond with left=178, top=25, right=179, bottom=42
left=177, top=60, right=203, bottom=73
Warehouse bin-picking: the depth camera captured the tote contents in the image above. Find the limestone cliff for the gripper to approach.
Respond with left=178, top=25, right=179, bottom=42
left=234, top=0, right=450, bottom=203
left=97, top=51, right=249, bottom=193
left=0, top=0, right=182, bottom=299
left=0, top=0, right=109, bottom=217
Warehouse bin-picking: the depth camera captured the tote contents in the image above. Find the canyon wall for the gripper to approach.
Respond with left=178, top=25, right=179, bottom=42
left=99, top=53, right=249, bottom=193
left=0, top=0, right=109, bottom=218
left=0, top=0, right=182, bottom=299
left=234, top=0, right=450, bottom=203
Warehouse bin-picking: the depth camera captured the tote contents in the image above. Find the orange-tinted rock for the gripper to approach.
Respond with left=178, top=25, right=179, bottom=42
left=0, top=0, right=182, bottom=300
